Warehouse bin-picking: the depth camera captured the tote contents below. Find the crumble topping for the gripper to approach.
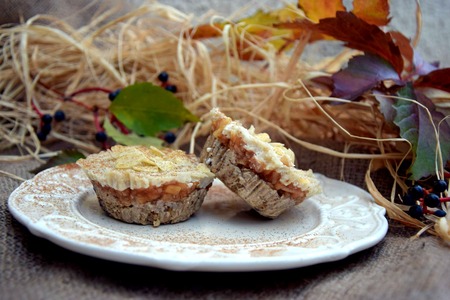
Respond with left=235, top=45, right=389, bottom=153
left=77, top=145, right=215, bottom=191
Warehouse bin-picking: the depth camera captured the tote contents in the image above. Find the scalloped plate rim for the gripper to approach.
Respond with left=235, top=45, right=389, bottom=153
left=8, top=165, right=388, bottom=272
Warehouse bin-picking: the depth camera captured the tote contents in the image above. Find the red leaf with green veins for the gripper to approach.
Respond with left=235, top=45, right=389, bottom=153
left=414, top=68, right=450, bottom=93
left=331, top=53, right=402, bottom=100
left=314, top=11, right=404, bottom=75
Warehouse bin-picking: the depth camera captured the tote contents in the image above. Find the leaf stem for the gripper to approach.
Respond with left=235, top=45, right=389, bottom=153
left=110, top=114, right=130, bottom=134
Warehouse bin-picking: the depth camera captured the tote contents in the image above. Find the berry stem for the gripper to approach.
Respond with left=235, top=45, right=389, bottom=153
left=37, top=80, right=64, bottom=96
left=68, top=87, right=113, bottom=98
left=440, top=197, right=450, bottom=202
left=421, top=200, right=429, bottom=214
left=37, top=80, right=104, bottom=111
left=63, top=96, right=94, bottom=111
left=31, top=100, right=43, bottom=117
left=93, top=107, right=103, bottom=132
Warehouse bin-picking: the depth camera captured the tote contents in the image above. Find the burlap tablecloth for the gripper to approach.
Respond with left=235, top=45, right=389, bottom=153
left=1, top=143, right=449, bottom=300
left=1, top=1, right=450, bottom=299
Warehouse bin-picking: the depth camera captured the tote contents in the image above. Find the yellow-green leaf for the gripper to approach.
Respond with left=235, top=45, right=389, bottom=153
left=103, top=117, right=163, bottom=147
left=187, top=4, right=304, bottom=58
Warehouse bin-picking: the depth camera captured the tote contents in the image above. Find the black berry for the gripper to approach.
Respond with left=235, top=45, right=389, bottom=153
left=164, top=132, right=176, bottom=144
left=95, top=131, right=108, bottom=142
left=158, top=71, right=169, bottom=82
left=54, top=110, right=66, bottom=122
left=434, top=210, right=447, bottom=217
left=402, top=193, right=416, bottom=206
left=41, top=114, right=53, bottom=124
left=424, top=193, right=441, bottom=208
left=41, top=123, right=52, bottom=135
left=108, top=89, right=121, bottom=101
left=407, top=184, right=424, bottom=200
left=165, top=85, right=177, bottom=93
left=433, top=180, right=448, bottom=194
left=408, top=204, right=423, bottom=219
left=37, top=131, right=47, bottom=141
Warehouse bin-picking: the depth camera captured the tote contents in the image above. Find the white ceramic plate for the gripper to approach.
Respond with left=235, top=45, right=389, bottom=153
left=8, top=164, right=387, bottom=272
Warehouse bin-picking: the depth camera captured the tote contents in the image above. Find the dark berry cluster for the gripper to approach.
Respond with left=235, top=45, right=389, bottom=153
left=37, top=110, right=65, bottom=141
left=401, top=180, right=449, bottom=219
left=35, top=73, right=182, bottom=149
left=158, top=71, right=178, bottom=93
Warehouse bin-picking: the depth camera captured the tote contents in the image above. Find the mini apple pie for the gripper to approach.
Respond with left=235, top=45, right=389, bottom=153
left=200, top=108, right=321, bottom=218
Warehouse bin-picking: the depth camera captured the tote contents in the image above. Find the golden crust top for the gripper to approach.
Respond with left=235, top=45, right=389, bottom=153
left=76, top=145, right=215, bottom=191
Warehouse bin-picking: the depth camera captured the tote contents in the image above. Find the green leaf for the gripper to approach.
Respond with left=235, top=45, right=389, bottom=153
left=103, top=117, right=163, bottom=147
left=394, top=84, right=450, bottom=180
left=30, top=149, right=85, bottom=174
left=109, top=82, right=199, bottom=136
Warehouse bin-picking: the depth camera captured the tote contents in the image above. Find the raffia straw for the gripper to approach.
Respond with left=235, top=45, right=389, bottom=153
left=412, top=0, right=422, bottom=48
left=0, top=170, right=26, bottom=182
left=0, top=152, right=57, bottom=162
left=435, top=211, right=450, bottom=243
left=0, top=2, right=395, bottom=156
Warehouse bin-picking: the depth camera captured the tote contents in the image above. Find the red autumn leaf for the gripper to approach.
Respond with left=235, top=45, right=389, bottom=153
left=389, top=31, right=414, bottom=74
left=331, top=53, right=402, bottom=100
left=352, top=0, right=390, bottom=26
left=314, top=11, right=404, bottom=75
left=297, top=0, right=345, bottom=23
left=414, top=68, right=450, bottom=93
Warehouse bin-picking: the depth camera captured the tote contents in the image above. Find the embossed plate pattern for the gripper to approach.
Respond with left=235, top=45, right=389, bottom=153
left=8, top=164, right=387, bottom=271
